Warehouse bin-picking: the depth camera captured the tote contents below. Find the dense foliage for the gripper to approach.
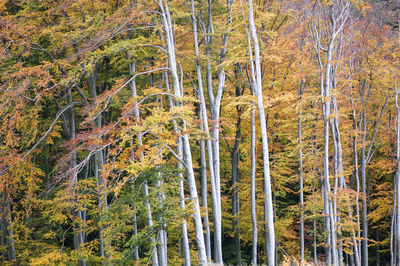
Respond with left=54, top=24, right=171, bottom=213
left=0, top=0, right=399, bottom=265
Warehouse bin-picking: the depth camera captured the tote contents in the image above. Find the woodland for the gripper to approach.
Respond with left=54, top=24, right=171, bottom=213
left=1, top=0, right=400, bottom=265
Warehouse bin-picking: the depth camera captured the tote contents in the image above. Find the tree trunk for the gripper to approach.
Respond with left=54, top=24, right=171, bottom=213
left=128, top=59, right=140, bottom=263
left=298, top=79, right=305, bottom=265
left=178, top=138, right=191, bottom=266
left=158, top=1, right=207, bottom=263
left=248, top=0, right=276, bottom=264
left=87, top=69, right=109, bottom=260
left=231, top=106, right=242, bottom=266
left=250, top=87, right=258, bottom=266
left=190, top=1, right=212, bottom=260
left=144, top=181, right=159, bottom=266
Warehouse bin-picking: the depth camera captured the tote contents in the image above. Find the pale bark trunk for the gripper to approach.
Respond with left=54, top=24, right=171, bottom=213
left=250, top=87, right=257, bottom=266
left=248, top=0, right=276, bottom=264
left=393, top=81, right=400, bottom=265
left=156, top=177, right=167, bottom=266
left=178, top=138, right=191, bottom=266
left=231, top=104, right=242, bottom=266
left=190, top=1, right=212, bottom=260
left=360, top=104, right=368, bottom=266
left=87, top=69, right=109, bottom=259
left=128, top=60, right=140, bottom=263
left=164, top=66, right=190, bottom=266
left=158, top=1, right=207, bottom=263
left=396, top=16, right=400, bottom=265
left=298, top=81, right=305, bottom=265
left=67, top=86, right=86, bottom=266
left=203, top=1, right=235, bottom=262
left=144, top=181, right=159, bottom=266
left=352, top=105, right=361, bottom=266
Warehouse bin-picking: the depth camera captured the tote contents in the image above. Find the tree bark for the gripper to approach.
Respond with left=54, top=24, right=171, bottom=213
left=250, top=86, right=258, bottom=266
left=87, top=68, right=109, bottom=260
left=298, top=80, right=305, bottom=265
left=248, top=0, right=276, bottom=264
left=158, top=1, right=207, bottom=263
left=190, top=1, right=212, bottom=260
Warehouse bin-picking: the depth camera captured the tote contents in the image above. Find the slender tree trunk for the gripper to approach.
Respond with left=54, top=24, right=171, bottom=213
left=360, top=107, right=368, bottom=266
left=248, top=0, right=275, bottom=264
left=190, top=1, right=212, bottom=260
left=67, top=86, right=86, bottom=266
left=156, top=177, right=167, bottom=266
left=164, top=65, right=190, bottom=266
left=231, top=106, right=242, bottom=266
left=144, top=181, right=159, bottom=266
left=298, top=80, right=305, bottom=265
left=178, top=138, right=191, bottom=266
left=128, top=60, right=140, bottom=263
left=393, top=83, right=400, bottom=265
left=87, top=69, right=109, bottom=260
left=352, top=106, right=362, bottom=266
left=158, top=2, right=207, bottom=263
left=250, top=87, right=258, bottom=266
left=203, top=1, right=235, bottom=262
left=393, top=18, right=400, bottom=265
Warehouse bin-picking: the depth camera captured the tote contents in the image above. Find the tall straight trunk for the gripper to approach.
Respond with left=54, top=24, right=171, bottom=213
left=391, top=204, right=396, bottom=265
left=323, top=33, right=339, bottom=266
left=203, top=1, right=235, bottom=262
left=128, top=60, right=140, bottom=262
left=312, top=181, right=318, bottom=265
left=132, top=206, right=139, bottom=262
left=156, top=178, right=167, bottom=266
left=199, top=132, right=212, bottom=261
left=144, top=181, right=159, bottom=266
left=360, top=105, right=368, bottom=266
left=360, top=85, right=387, bottom=265
left=394, top=19, right=400, bottom=265
left=394, top=81, right=400, bottom=265
left=178, top=138, right=191, bottom=266
left=158, top=1, right=207, bottom=263
left=231, top=106, right=242, bottom=266
left=247, top=0, right=275, bottom=264
left=330, top=93, right=345, bottom=265
left=87, top=69, right=109, bottom=259
left=298, top=81, right=305, bottom=265
left=309, top=3, right=350, bottom=265
left=190, top=1, right=212, bottom=259
left=250, top=88, right=258, bottom=266
left=129, top=60, right=159, bottom=265
left=164, top=66, right=190, bottom=266
left=67, top=86, right=86, bottom=266
left=352, top=106, right=362, bottom=266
